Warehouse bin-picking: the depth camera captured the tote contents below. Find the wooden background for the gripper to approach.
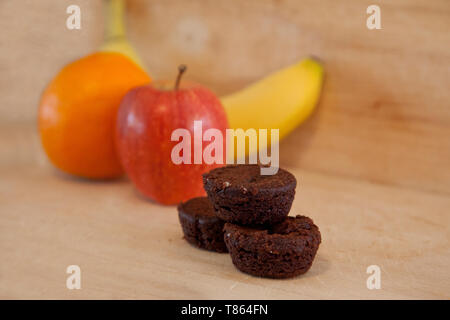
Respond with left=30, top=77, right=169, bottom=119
left=0, top=0, right=449, bottom=299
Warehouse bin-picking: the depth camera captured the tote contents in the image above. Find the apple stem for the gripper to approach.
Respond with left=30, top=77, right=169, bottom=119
left=175, top=65, right=187, bottom=90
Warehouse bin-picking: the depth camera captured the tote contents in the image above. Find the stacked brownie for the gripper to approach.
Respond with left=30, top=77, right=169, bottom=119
left=177, top=164, right=321, bottom=279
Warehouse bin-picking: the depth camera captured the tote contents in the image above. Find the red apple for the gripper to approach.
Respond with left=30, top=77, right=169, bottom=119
left=115, top=66, right=228, bottom=205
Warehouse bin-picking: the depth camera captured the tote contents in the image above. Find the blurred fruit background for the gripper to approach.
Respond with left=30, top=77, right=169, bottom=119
left=0, top=0, right=449, bottom=299
left=1, top=0, right=449, bottom=193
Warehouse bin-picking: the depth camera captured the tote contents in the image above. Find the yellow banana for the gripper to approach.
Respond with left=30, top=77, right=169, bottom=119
left=100, top=0, right=145, bottom=69
left=221, top=58, right=324, bottom=156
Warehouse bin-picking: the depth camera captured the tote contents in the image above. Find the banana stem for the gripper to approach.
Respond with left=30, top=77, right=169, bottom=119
left=104, top=0, right=126, bottom=40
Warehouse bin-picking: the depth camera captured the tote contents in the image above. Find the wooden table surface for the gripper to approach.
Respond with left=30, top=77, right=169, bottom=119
left=0, top=0, right=449, bottom=299
left=0, top=130, right=448, bottom=299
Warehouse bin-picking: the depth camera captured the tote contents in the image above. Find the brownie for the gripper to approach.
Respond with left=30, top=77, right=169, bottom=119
left=224, top=215, right=321, bottom=278
left=203, top=165, right=296, bottom=225
left=178, top=197, right=228, bottom=253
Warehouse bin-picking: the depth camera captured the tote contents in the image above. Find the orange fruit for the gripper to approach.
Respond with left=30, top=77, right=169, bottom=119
left=39, top=52, right=151, bottom=179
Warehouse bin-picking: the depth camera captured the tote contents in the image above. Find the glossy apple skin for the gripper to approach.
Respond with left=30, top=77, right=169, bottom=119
left=116, top=83, right=228, bottom=205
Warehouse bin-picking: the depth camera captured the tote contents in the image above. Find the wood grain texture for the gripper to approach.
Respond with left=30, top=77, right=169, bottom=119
left=0, top=0, right=449, bottom=299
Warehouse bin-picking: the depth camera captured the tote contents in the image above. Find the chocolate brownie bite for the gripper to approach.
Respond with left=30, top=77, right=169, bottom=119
left=224, top=215, right=321, bottom=278
left=178, top=197, right=228, bottom=253
left=203, top=165, right=296, bottom=225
